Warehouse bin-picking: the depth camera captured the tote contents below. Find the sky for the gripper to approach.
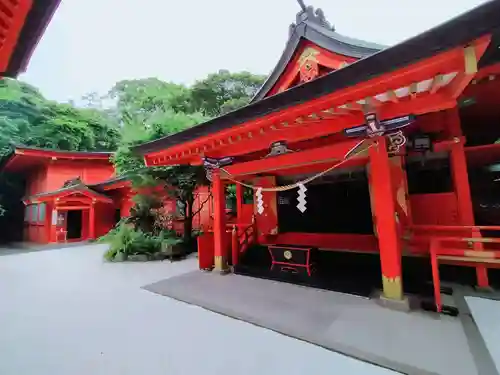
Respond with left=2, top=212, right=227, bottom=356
left=20, top=0, right=489, bottom=103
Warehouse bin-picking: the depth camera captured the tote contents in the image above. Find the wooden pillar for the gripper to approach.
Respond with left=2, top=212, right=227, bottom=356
left=212, top=170, right=228, bottom=272
left=369, top=137, right=403, bottom=300
left=448, top=108, right=474, bottom=225
left=447, top=108, right=488, bottom=286
left=450, top=141, right=474, bottom=225
left=89, top=203, right=96, bottom=240
left=49, top=208, right=58, bottom=243
left=236, top=183, right=244, bottom=224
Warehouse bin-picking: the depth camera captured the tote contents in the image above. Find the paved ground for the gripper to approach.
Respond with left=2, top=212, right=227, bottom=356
left=465, top=297, right=500, bottom=373
left=145, top=270, right=480, bottom=375
left=0, top=244, right=398, bottom=375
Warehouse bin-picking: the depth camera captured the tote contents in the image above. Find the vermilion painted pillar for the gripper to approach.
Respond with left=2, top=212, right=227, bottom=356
left=449, top=117, right=488, bottom=287
left=49, top=208, right=58, bottom=243
left=369, top=137, right=403, bottom=300
left=450, top=141, right=475, bottom=224
left=236, top=183, right=244, bottom=224
left=212, top=170, right=228, bottom=272
left=447, top=107, right=487, bottom=286
left=89, top=203, right=96, bottom=240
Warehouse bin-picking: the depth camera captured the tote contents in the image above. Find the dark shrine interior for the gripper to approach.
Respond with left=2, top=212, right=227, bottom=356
left=277, top=173, right=373, bottom=235
left=66, top=210, right=83, bottom=240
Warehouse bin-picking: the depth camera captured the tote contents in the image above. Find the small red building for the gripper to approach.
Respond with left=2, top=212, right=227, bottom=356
left=0, top=146, right=213, bottom=244
left=134, top=2, right=500, bottom=310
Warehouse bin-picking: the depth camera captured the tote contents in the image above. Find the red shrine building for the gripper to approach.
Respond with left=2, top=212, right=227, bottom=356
left=0, top=146, right=213, bottom=244
left=2, top=146, right=118, bottom=243
left=135, top=2, right=500, bottom=311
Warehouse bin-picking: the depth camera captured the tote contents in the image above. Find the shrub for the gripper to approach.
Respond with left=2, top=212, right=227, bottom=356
left=100, top=222, right=187, bottom=261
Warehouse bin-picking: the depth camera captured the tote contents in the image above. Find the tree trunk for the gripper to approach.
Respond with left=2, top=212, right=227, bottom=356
left=183, top=197, right=194, bottom=244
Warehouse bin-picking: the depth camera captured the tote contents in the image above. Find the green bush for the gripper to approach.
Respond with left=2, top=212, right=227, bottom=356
left=100, top=222, right=187, bottom=261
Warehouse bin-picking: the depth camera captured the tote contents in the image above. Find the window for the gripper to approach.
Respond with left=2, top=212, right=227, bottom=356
left=24, top=206, right=30, bottom=222
left=38, top=203, right=46, bottom=222
left=30, top=204, right=38, bottom=223
left=406, top=157, right=453, bottom=195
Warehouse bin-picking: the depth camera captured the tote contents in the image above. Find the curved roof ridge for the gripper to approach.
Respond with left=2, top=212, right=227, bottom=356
left=304, top=21, right=387, bottom=51
left=251, top=2, right=384, bottom=102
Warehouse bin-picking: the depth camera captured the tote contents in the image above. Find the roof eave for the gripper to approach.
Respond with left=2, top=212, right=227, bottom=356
left=3, top=0, right=61, bottom=78
left=133, top=0, right=500, bottom=156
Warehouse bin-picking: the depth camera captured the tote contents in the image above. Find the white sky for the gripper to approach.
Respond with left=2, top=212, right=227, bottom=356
left=19, top=0, right=489, bottom=103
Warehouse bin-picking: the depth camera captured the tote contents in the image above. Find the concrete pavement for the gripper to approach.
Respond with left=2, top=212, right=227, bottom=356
left=0, top=244, right=398, bottom=375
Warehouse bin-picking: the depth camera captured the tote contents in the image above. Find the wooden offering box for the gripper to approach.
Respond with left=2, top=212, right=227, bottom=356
left=267, top=245, right=318, bottom=276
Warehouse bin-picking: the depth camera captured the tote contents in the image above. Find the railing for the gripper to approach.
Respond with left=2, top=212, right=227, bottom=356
left=405, top=224, right=500, bottom=253
left=230, top=215, right=257, bottom=266
left=416, top=225, right=500, bottom=312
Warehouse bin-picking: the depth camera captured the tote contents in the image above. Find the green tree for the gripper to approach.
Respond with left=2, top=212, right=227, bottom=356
left=134, top=165, right=209, bottom=244
left=109, top=78, right=209, bottom=175
left=190, top=70, right=266, bottom=116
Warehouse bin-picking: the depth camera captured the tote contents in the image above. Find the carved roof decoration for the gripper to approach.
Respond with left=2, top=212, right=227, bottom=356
left=251, top=1, right=386, bottom=102
left=62, top=177, right=84, bottom=188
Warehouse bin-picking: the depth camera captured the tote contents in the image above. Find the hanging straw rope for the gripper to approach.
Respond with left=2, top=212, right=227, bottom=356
left=219, top=140, right=375, bottom=192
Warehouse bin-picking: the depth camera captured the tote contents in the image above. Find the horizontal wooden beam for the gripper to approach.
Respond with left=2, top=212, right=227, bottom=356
left=222, top=139, right=364, bottom=177
left=209, top=115, right=360, bottom=158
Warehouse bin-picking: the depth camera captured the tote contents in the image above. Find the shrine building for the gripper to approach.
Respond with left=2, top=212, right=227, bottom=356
left=134, top=1, right=500, bottom=312
left=0, top=145, right=213, bottom=244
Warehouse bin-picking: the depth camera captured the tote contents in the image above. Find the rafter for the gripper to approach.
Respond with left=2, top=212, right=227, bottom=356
left=429, top=74, right=444, bottom=94
left=342, top=102, right=364, bottom=111
left=364, top=96, right=383, bottom=108
left=443, top=42, right=485, bottom=99
left=386, top=90, right=399, bottom=103
left=319, top=107, right=350, bottom=117
left=409, top=82, right=418, bottom=99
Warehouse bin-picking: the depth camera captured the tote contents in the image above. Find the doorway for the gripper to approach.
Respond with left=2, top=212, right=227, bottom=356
left=66, top=210, right=83, bottom=240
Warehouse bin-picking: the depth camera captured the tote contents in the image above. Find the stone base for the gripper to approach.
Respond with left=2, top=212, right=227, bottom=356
left=474, top=286, right=494, bottom=293
left=375, top=292, right=411, bottom=312
left=217, top=268, right=230, bottom=275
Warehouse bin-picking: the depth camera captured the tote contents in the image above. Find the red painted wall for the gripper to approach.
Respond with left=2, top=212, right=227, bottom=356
left=267, top=232, right=379, bottom=252
left=25, top=166, right=48, bottom=195
left=409, top=193, right=459, bottom=226
left=94, top=203, right=116, bottom=238
left=45, top=161, right=114, bottom=191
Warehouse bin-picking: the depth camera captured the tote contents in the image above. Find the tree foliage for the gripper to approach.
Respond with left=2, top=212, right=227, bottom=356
left=190, top=70, right=266, bottom=116
left=0, top=79, right=120, bottom=156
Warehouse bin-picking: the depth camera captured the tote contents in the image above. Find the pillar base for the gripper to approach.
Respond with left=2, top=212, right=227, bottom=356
left=376, top=292, right=411, bottom=312
left=382, top=275, right=403, bottom=300
left=214, top=255, right=229, bottom=274
left=474, top=285, right=494, bottom=293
